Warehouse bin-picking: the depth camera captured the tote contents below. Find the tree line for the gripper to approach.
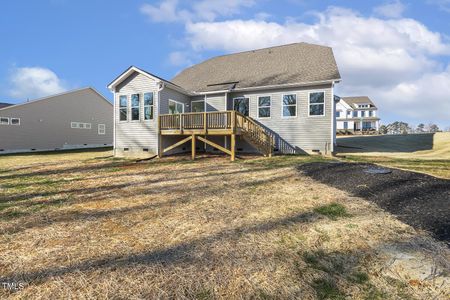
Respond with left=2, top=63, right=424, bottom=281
left=379, top=122, right=444, bottom=135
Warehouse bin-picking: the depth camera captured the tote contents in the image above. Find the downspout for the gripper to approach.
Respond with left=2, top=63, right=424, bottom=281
left=157, top=82, right=165, bottom=157
left=331, top=81, right=336, bottom=154
left=204, top=94, right=207, bottom=152
left=112, top=90, right=116, bottom=156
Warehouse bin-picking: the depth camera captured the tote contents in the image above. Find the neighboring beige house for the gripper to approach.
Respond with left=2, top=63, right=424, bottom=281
left=336, top=96, right=380, bottom=134
left=0, top=87, right=113, bottom=154
left=108, top=43, right=341, bottom=160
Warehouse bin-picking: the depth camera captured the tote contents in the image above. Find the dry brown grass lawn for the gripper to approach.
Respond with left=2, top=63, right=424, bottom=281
left=0, top=150, right=448, bottom=299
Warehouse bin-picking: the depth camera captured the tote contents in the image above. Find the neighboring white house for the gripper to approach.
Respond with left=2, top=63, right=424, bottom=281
left=108, top=43, right=342, bottom=159
left=0, top=87, right=113, bottom=154
left=336, top=96, right=380, bottom=134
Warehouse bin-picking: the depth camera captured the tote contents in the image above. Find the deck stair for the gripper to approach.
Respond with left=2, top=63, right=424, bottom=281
left=159, top=111, right=274, bottom=160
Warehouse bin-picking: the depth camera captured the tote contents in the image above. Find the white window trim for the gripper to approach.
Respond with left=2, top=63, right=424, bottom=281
left=130, top=93, right=140, bottom=122
left=0, top=117, right=9, bottom=125
left=233, top=97, right=250, bottom=116
left=257, top=95, right=271, bottom=119
left=118, top=95, right=128, bottom=123
left=191, top=99, right=205, bottom=112
left=281, top=93, right=297, bottom=119
left=168, top=99, right=185, bottom=114
left=98, top=124, right=106, bottom=135
left=10, top=118, right=20, bottom=125
left=308, top=91, right=326, bottom=117
left=143, top=92, right=154, bottom=121
left=70, top=122, right=91, bottom=129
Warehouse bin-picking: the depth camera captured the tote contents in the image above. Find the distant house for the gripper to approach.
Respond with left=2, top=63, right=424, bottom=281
left=0, top=88, right=113, bottom=154
left=108, top=43, right=341, bottom=160
left=336, top=96, right=380, bottom=134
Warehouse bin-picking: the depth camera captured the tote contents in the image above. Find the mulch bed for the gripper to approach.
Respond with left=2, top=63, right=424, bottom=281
left=297, top=162, right=450, bottom=245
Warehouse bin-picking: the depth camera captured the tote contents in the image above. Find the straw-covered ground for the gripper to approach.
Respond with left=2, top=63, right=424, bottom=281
left=0, top=150, right=449, bottom=299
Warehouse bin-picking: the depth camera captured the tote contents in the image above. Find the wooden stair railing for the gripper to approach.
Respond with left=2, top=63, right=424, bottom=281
left=159, top=111, right=274, bottom=157
left=235, top=111, right=274, bottom=157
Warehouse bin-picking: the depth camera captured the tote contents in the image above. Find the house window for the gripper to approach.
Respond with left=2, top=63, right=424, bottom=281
left=369, top=110, right=373, bottom=117
left=309, top=92, right=325, bottom=116
left=144, top=92, right=154, bottom=120
left=191, top=100, right=205, bottom=112
left=344, top=121, right=348, bottom=129
left=71, top=122, right=91, bottom=129
left=336, top=111, right=341, bottom=118
left=353, top=111, right=358, bottom=118
left=169, top=99, right=184, bottom=114
left=282, top=94, right=297, bottom=117
left=11, top=118, right=20, bottom=125
left=257, top=96, right=271, bottom=118
left=363, top=121, right=372, bottom=129
left=98, top=124, right=106, bottom=135
left=233, top=97, right=250, bottom=116
left=131, top=94, right=140, bottom=121
left=0, top=117, right=9, bottom=125
left=119, top=95, right=127, bottom=121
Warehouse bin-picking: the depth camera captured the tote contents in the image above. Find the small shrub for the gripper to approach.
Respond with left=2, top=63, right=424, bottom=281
left=314, top=203, right=350, bottom=220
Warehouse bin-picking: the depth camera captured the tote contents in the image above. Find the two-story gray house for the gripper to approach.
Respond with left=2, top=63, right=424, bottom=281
left=108, top=43, right=341, bottom=160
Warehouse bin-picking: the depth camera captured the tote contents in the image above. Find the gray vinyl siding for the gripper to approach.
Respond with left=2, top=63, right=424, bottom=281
left=159, top=87, right=190, bottom=155
left=114, top=71, right=190, bottom=157
left=114, top=72, right=159, bottom=157
left=113, top=69, right=334, bottom=157
left=160, top=87, right=190, bottom=114
left=0, top=88, right=112, bottom=154
left=206, top=93, right=226, bottom=111
left=228, top=84, right=334, bottom=154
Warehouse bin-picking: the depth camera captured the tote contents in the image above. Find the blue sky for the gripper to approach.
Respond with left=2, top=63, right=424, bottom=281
left=1, top=0, right=450, bottom=128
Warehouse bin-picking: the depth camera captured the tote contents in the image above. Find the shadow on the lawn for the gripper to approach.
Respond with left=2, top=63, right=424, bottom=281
left=1, top=168, right=286, bottom=233
left=0, top=163, right=277, bottom=204
left=0, top=210, right=318, bottom=284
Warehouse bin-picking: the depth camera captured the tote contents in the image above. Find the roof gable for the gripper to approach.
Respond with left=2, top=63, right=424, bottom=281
left=341, top=96, right=376, bottom=109
left=108, top=66, right=190, bottom=95
left=171, top=43, right=341, bottom=93
left=0, top=87, right=111, bottom=112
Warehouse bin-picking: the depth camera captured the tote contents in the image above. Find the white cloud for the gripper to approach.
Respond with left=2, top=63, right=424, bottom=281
left=140, top=0, right=255, bottom=23
left=374, top=0, right=406, bottom=18
left=182, top=7, right=450, bottom=125
left=9, top=67, right=68, bottom=99
left=140, top=0, right=191, bottom=23
left=191, top=0, right=255, bottom=22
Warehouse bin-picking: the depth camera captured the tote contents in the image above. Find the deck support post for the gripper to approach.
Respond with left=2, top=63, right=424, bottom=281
left=158, top=134, right=163, bottom=158
left=231, top=133, right=236, bottom=162
left=191, top=134, right=196, bottom=160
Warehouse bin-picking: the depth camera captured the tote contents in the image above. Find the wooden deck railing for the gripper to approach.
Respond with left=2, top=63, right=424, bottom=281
left=159, top=111, right=234, bottom=131
left=159, top=110, right=274, bottom=156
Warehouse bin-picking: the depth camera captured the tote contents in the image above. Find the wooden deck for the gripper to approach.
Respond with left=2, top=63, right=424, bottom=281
left=158, top=111, right=274, bottom=161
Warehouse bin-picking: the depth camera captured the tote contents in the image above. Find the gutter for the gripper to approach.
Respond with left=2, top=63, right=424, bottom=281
left=191, top=79, right=341, bottom=95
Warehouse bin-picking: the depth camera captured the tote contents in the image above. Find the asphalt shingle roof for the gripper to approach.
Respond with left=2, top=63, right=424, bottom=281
left=171, top=43, right=341, bottom=93
left=341, top=96, right=377, bottom=109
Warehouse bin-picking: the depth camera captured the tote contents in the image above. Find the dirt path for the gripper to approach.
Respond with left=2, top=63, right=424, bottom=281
left=297, top=162, right=450, bottom=245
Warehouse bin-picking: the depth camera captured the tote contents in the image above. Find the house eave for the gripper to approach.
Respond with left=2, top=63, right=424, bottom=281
left=192, top=79, right=341, bottom=95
